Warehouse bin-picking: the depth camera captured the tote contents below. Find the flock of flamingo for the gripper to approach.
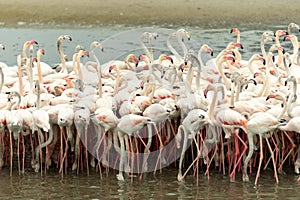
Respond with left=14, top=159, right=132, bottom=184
left=0, top=23, right=300, bottom=185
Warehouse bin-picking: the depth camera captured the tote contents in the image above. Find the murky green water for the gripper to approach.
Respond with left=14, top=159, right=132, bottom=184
left=0, top=23, right=300, bottom=199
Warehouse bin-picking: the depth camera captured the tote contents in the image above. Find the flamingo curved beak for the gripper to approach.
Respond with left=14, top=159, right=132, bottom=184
left=166, top=56, right=173, bottom=64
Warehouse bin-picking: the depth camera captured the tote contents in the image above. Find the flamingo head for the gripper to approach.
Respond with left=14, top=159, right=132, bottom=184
left=79, top=50, right=89, bottom=57
left=253, top=71, right=262, bottom=78
left=289, top=23, right=300, bottom=32
left=266, top=93, right=284, bottom=102
left=204, top=44, right=214, bottom=56
left=138, top=54, right=146, bottom=61
left=38, top=49, right=45, bottom=56
left=283, top=34, right=297, bottom=43
left=32, top=57, right=37, bottom=63
left=127, top=54, right=139, bottom=67
left=24, top=40, right=38, bottom=48
left=160, top=54, right=173, bottom=64
left=233, top=42, right=243, bottom=49
left=179, top=63, right=187, bottom=72
left=0, top=44, right=5, bottom=50
left=275, top=30, right=288, bottom=37
left=230, top=28, right=239, bottom=34
left=225, top=54, right=235, bottom=65
left=63, top=35, right=72, bottom=41
left=284, top=75, right=296, bottom=86
left=109, top=65, right=116, bottom=73
left=177, top=28, right=191, bottom=41
left=258, top=55, right=266, bottom=65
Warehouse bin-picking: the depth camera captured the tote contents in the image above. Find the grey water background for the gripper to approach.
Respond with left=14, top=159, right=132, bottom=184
left=0, top=23, right=299, bottom=199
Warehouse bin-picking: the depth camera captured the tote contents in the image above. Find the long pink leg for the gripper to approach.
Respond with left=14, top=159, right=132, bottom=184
left=278, top=131, right=296, bottom=173
left=254, top=135, right=264, bottom=185
left=18, top=135, right=20, bottom=175
left=230, top=130, right=248, bottom=182
left=181, top=134, right=202, bottom=181
left=9, top=131, right=13, bottom=176
left=265, top=137, right=279, bottom=184
left=152, top=123, right=164, bottom=176
left=22, top=134, right=25, bottom=175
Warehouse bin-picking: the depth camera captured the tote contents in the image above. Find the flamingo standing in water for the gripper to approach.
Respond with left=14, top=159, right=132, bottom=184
left=5, top=91, right=23, bottom=176
left=175, top=108, right=210, bottom=182
left=31, top=80, right=51, bottom=173
left=116, top=114, right=153, bottom=181
left=243, top=107, right=286, bottom=185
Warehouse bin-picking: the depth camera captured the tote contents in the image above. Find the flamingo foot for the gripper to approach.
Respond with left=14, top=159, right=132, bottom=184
left=45, top=157, right=52, bottom=169
left=101, top=159, right=109, bottom=168
left=125, top=165, right=131, bottom=173
left=72, top=162, right=77, bottom=171
left=177, top=174, right=184, bottom=182
left=90, top=159, right=95, bottom=168
left=229, top=173, right=235, bottom=182
left=224, top=133, right=231, bottom=139
left=143, top=162, right=148, bottom=172
left=32, top=162, right=40, bottom=173
left=116, top=173, right=125, bottom=181
left=242, top=174, right=249, bottom=182
left=294, top=160, right=300, bottom=175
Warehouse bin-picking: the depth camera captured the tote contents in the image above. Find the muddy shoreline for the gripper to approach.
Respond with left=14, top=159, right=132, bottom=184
left=0, top=0, right=298, bottom=28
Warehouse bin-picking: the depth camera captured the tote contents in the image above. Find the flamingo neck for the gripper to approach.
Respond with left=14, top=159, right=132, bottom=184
left=36, top=81, right=41, bottom=109
left=17, top=55, right=24, bottom=96
left=140, top=36, right=153, bottom=63
left=261, top=38, right=267, bottom=60
left=57, top=40, right=66, bottom=73
left=217, top=58, right=231, bottom=90
left=0, top=68, right=3, bottom=93
left=208, top=86, right=218, bottom=123
left=37, top=54, right=43, bottom=84
left=291, top=40, right=299, bottom=64
left=167, top=33, right=181, bottom=62
left=113, top=66, right=121, bottom=96
left=76, top=54, right=83, bottom=81
left=278, top=95, right=287, bottom=119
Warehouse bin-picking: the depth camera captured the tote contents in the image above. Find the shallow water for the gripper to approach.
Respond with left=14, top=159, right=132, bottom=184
left=0, top=23, right=300, bottom=199
left=0, top=24, right=294, bottom=67
left=0, top=167, right=299, bottom=199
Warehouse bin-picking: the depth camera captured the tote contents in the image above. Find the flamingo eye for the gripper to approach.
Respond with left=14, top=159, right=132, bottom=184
left=199, top=115, right=205, bottom=119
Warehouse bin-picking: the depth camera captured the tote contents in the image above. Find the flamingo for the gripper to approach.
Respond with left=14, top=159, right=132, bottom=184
left=243, top=110, right=286, bottom=185
left=57, top=104, right=75, bottom=176
left=73, top=105, right=91, bottom=174
left=116, top=114, right=153, bottom=181
left=31, top=80, right=51, bottom=173
left=5, top=91, right=23, bottom=176
left=175, top=108, right=210, bottom=181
